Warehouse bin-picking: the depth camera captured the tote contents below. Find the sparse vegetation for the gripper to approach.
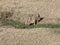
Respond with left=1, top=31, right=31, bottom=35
left=2, top=19, right=26, bottom=29
left=24, top=23, right=60, bottom=28
left=1, top=19, right=60, bottom=29
left=33, top=23, right=60, bottom=28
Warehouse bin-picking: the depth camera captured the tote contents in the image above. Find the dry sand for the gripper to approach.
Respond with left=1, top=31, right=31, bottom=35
left=0, top=0, right=60, bottom=23
left=0, top=0, right=60, bottom=45
left=0, top=27, right=60, bottom=45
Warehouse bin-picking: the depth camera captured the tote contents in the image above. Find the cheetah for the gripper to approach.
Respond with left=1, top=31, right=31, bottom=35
left=25, top=13, right=40, bottom=26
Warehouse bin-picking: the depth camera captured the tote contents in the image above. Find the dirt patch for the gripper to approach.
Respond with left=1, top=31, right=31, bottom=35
left=0, top=27, right=60, bottom=45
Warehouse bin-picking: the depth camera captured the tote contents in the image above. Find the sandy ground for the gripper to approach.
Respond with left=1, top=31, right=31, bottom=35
left=0, top=27, right=60, bottom=45
left=0, top=0, right=60, bottom=23
left=0, top=0, right=60, bottom=45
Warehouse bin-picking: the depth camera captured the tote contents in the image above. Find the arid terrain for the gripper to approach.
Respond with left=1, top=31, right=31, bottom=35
left=0, top=0, right=60, bottom=23
left=0, top=27, right=60, bottom=45
left=0, top=0, right=60, bottom=45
